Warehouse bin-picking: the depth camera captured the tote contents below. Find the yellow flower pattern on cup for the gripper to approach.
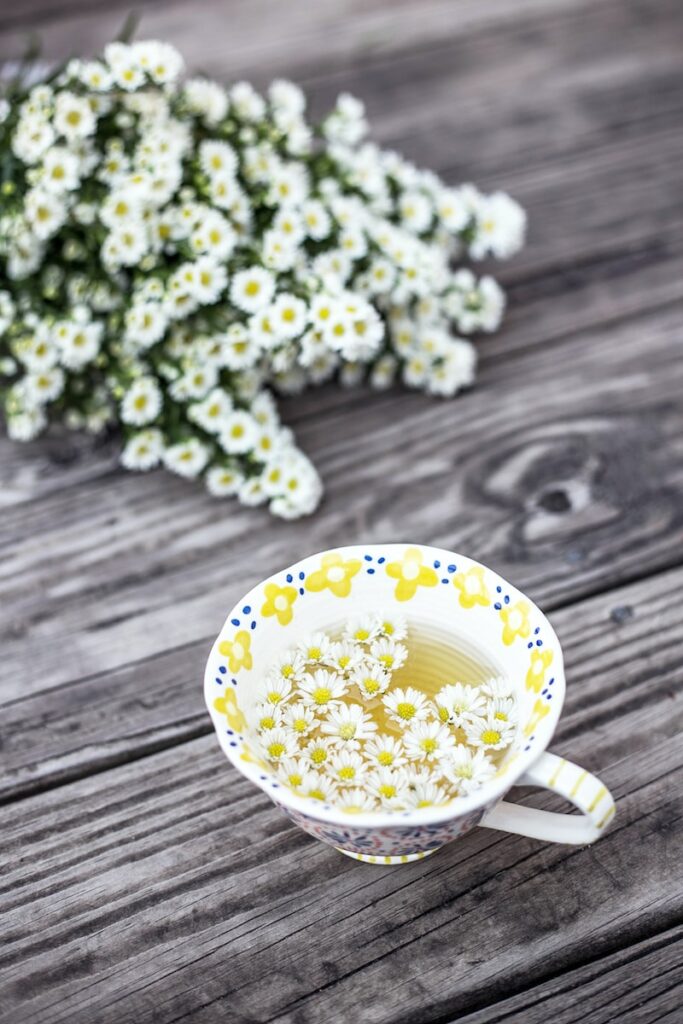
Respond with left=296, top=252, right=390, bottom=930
left=524, top=698, right=551, bottom=737
left=305, top=552, right=362, bottom=598
left=261, top=581, right=298, bottom=626
left=452, top=565, right=490, bottom=608
left=219, top=629, right=253, bottom=673
left=526, top=648, right=554, bottom=692
left=385, top=546, right=439, bottom=601
left=500, top=599, right=532, bottom=645
left=213, top=689, right=247, bottom=733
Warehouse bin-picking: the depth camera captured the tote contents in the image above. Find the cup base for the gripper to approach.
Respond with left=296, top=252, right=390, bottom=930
left=337, top=847, right=439, bottom=865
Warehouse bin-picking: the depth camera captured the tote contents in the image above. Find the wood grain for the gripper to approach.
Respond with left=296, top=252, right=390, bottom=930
left=0, top=691, right=679, bottom=1024
left=2, top=0, right=682, bottom=1021
left=455, top=925, right=683, bottom=1024
left=2, top=557, right=682, bottom=804
left=2, top=302, right=682, bottom=699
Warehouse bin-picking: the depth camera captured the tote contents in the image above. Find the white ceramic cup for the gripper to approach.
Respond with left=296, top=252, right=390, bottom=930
left=205, top=544, right=615, bottom=864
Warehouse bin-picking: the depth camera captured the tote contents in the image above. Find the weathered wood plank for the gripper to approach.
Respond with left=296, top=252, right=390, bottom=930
left=0, top=671, right=679, bottom=1023
left=1, top=302, right=681, bottom=699
left=2, top=556, right=682, bottom=804
left=454, top=925, right=683, bottom=1024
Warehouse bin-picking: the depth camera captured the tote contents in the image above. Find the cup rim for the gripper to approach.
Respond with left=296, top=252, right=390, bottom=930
left=204, top=543, right=565, bottom=828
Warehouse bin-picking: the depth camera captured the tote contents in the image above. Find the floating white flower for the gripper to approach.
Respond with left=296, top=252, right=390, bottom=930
left=343, top=614, right=381, bottom=645
left=300, top=771, right=338, bottom=803
left=336, top=787, right=377, bottom=814
left=298, top=669, right=347, bottom=709
left=351, top=661, right=391, bottom=701
left=303, top=736, right=334, bottom=769
left=363, top=734, right=407, bottom=770
left=465, top=712, right=516, bottom=751
left=435, top=682, right=487, bottom=726
left=404, top=720, right=456, bottom=763
left=321, top=702, right=377, bottom=747
left=281, top=701, right=317, bottom=737
left=329, top=749, right=368, bottom=786
left=254, top=702, right=283, bottom=733
left=481, top=675, right=515, bottom=700
left=277, top=756, right=310, bottom=792
left=261, top=727, right=299, bottom=763
left=383, top=686, right=430, bottom=727
left=324, top=640, right=364, bottom=676
left=366, top=768, right=410, bottom=809
left=267, top=650, right=306, bottom=686
left=442, top=745, right=496, bottom=795
left=257, top=673, right=292, bottom=707
left=405, top=780, right=449, bottom=809
left=369, top=637, right=408, bottom=672
left=298, top=632, right=332, bottom=665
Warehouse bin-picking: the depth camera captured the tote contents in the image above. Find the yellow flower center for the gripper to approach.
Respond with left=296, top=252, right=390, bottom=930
left=353, top=628, right=369, bottom=641
left=245, top=280, right=260, bottom=296
left=312, top=687, right=331, bottom=705
left=481, top=729, right=501, bottom=745
left=307, top=646, right=322, bottom=660
left=309, top=788, right=325, bottom=800
left=420, top=738, right=438, bottom=754
left=494, top=711, right=508, bottom=721
left=378, top=751, right=394, bottom=767
left=288, top=772, right=303, bottom=788
left=266, top=692, right=283, bottom=705
left=310, top=747, right=327, bottom=765
left=379, top=784, right=396, bottom=799
left=339, top=723, right=356, bottom=741
left=267, top=741, right=285, bottom=758
left=396, top=702, right=416, bottom=721
left=292, top=718, right=308, bottom=733
left=437, top=706, right=450, bottom=723
left=338, top=766, right=356, bottom=781
left=259, top=715, right=276, bottom=730
left=378, top=654, right=394, bottom=669
left=363, top=678, right=380, bottom=695
left=281, top=663, right=295, bottom=678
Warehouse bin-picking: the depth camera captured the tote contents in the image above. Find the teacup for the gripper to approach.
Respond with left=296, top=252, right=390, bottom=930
left=204, top=544, right=615, bottom=864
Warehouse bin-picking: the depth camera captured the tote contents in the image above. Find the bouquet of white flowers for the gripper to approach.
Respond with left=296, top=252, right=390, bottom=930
left=0, top=38, right=525, bottom=518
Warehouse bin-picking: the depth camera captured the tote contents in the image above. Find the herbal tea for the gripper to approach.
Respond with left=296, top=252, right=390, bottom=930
left=252, top=614, right=518, bottom=812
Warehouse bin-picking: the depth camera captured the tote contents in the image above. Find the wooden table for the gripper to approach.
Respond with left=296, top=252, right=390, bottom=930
left=2, top=1, right=682, bottom=1021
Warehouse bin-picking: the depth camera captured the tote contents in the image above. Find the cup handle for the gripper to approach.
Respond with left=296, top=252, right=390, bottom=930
left=480, top=751, right=616, bottom=845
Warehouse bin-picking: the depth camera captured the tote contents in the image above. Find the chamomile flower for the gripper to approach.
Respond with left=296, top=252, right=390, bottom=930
left=403, top=720, right=456, bottom=763
left=120, top=429, right=164, bottom=471
left=298, top=632, right=331, bottom=665
left=487, top=697, right=518, bottom=726
left=465, top=712, right=516, bottom=751
left=442, top=745, right=496, bottom=795
left=261, top=727, right=299, bottom=763
left=220, top=410, right=258, bottom=454
left=298, top=669, right=347, bottom=708
left=188, top=388, right=233, bottom=434
left=481, top=675, right=515, bottom=700
left=329, top=749, right=368, bottom=786
left=366, top=768, right=409, bottom=809
left=363, top=734, right=407, bottom=770
left=301, top=771, right=338, bottom=802
left=369, top=637, right=408, bottom=673
left=281, top=701, right=317, bottom=738
left=162, top=438, right=210, bottom=478
left=25, top=366, right=65, bottom=404
left=254, top=702, right=283, bottom=732
left=257, top=673, right=292, bottom=707
left=304, top=736, right=334, bottom=769
left=277, top=757, right=310, bottom=791
left=321, top=702, right=377, bottom=747
left=205, top=464, right=244, bottom=497
left=351, top=662, right=391, bottom=700
left=336, top=788, right=377, bottom=813
left=343, top=615, right=381, bottom=645
left=268, top=650, right=306, bottom=687
left=120, top=377, right=162, bottom=426
left=383, top=687, right=430, bottom=727
left=435, top=682, right=487, bottom=726
left=376, top=614, right=408, bottom=641
left=324, top=640, right=364, bottom=675
left=230, top=266, right=276, bottom=313
left=404, top=780, right=449, bottom=809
